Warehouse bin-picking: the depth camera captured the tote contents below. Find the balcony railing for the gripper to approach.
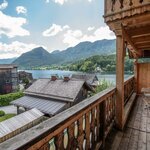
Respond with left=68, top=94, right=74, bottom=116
left=0, top=76, right=136, bottom=150
left=124, top=75, right=135, bottom=104
left=104, top=0, right=150, bottom=22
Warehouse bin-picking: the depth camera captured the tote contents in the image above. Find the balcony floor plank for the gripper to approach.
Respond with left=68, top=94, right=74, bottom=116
left=105, top=96, right=150, bottom=150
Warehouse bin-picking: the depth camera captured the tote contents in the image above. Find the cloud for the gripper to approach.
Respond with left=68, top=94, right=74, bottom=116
left=53, top=0, right=68, bottom=5
left=88, top=26, right=95, bottom=31
left=63, top=29, right=83, bottom=46
left=42, top=24, right=70, bottom=37
left=52, top=0, right=93, bottom=5
left=0, top=41, right=46, bottom=59
left=0, top=11, right=30, bottom=38
left=0, top=0, right=8, bottom=10
left=16, top=6, right=27, bottom=15
left=63, top=26, right=115, bottom=47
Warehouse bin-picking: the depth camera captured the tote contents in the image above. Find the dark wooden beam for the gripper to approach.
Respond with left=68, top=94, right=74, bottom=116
left=132, top=35, right=150, bottom=43
left=135, top=41, right=150, bottom=45
left=128, top=26, right=150, bottom=37
left=135, top=42, right=150, bottom=47
left=121, top=25, right=141, bottom=57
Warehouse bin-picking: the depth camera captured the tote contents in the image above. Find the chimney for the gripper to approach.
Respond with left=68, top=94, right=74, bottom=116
left=64, top=76, right=70, bottom=82
left=51, top=75, right=57, bottom=81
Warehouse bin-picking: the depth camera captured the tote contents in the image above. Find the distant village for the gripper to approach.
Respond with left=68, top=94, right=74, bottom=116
left=0, top=64, right=99, bottom=143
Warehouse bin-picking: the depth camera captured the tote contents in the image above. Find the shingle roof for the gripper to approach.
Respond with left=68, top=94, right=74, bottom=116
left=11, top=96, right=67, bottom=115
left=24, top=78, right=86, bottom=102
left=72, top=74, right=98, bottom=85
left=0, top=108, right=44, bottom=143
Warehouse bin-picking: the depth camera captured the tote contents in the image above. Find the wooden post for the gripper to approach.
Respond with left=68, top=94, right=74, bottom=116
left=116, top=33, right=125, bottom=130
left=134, top=59, right=138, bottom=94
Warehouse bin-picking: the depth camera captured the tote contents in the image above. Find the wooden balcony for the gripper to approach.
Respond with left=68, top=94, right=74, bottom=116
left=0, top=76, right=137, bottom=150
left=105, top=95, right=150, bottom=150
left=104, top=0, right=150, bottom=23
left=104, top=0, right=150, bottom=130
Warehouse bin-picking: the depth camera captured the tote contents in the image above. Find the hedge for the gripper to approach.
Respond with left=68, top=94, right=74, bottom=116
left=0, top=92, right=24, bottom=106
left=0, top=114, right=16, bottom=122
left=0, top=110, right=5, bottom=117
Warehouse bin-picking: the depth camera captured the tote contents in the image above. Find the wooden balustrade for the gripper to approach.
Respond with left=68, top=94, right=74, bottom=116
left=0, top=77, right=137, bottom=150
left=0, top=87, right=116, bottom=150
left=29, top=88, right=116, bottom=150
left=124, top=76, right=135, bottom=105
left=104, top=0, right=150, bottom=22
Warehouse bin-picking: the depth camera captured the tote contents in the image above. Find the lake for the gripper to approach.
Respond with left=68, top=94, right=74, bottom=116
left=22, top=70, right=131, bottom=84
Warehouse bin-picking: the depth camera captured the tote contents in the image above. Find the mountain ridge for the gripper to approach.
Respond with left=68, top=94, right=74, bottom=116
left=12, top=39, right=116, bottom=68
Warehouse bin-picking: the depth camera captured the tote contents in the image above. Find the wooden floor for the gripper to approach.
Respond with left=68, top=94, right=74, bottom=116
left=105, top=96, right=150, bottom=150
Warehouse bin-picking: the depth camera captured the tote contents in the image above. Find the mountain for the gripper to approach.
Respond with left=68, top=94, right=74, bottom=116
left=0, top=58, right=16, bottom=64
left=13, top=39, right=116, bottom=68
left=54, top=39, right=116, bottom=64
left=13, top=47, right=60, bottom=68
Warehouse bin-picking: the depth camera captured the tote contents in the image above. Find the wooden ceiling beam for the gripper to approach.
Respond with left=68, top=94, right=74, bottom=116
left=135, top=42, right=150, bottom=47
left=134, top=41, right=150, bottom=44
left=132, top=33, right=150, bottom=38
left=128, top=26, right=150, bottom=37
left=132, top=35, right=150, bottom=43
left=121, top=25, right=141, bottom=56
left=137, top=46, right=150, bottom=49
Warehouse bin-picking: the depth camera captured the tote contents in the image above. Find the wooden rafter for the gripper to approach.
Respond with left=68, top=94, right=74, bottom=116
left=121, top=25, right=141, bottom=57
left=133, top=35, right=150, bottom=43
left=128, top=26, right=150, bottom=37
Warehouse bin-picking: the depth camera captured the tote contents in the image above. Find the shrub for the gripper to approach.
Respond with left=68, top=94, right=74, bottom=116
left=92, top=79, right=114, bottom=96
left=0, top=92, right=24, bottom=106
left=0, top=110, right=5, bottom=117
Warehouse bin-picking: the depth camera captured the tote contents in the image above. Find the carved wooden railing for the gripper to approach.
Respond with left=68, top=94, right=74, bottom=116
left=124, top=75, right=135, bottom=105
left=0, top=87, right=116, bottom=150
left=104, top=0, right=150, bottom=22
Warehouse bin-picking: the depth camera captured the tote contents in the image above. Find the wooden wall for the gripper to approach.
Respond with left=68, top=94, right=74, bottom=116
left=137, top=63, right=150, bottom=94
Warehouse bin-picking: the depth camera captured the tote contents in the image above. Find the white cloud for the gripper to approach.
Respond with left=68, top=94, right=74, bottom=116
left=63, top=29, right=83, bottom=46
left=63, top=26, right=115, bottom=47
left=53, top=0, right=68, bottom=5
left=16, top=6, right=27, bottom=15
left=88, top=26, right=95, bottom=31
left=0, top=41, right=46, bottom=59
left=52, top=0, right=93, bottom=5
left=0, top=0, right=8, bottom=10
left=0, top=11, right=30, bottom=38
left=42, top=24, right=70, bottom=37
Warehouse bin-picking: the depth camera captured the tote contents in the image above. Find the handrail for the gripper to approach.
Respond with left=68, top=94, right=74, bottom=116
left=124, top=76, right=135, bottom=104
left=0, top=87, right=116, bottom=150
left=124, top=75, right=134, bottom=85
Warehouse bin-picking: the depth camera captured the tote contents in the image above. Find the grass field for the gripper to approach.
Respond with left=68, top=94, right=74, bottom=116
left=0, top=114, right=16, bottom=122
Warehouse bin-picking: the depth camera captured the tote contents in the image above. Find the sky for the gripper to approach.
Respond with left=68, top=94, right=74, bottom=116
left=0, top=0, right=115, bottom=59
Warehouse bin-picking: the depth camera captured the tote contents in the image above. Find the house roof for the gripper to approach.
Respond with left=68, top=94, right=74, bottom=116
left=0, top=108, right=44, bottom=142
left=11, top=96, right=67, bottom=116
left=24, top=78, right=89, bottom=102
left=0, top=64, right=17, bottom=69
left=72, top=74, right=98, bottom=85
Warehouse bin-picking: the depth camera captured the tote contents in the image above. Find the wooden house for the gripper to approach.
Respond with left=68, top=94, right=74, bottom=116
left=0, top=64, right=18, bottom=94
left=72, top=74, right=99, bottom=87
left=11, top=76, right=93, bottom=116
left=0, top=1, right=150, bottom=150
left=0, top=108, right=44, bottom=143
